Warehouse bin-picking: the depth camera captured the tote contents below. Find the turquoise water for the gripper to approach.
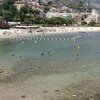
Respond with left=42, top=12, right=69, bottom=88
left=1, top=32, right=100, bottom=63
left=0, top=32, right=100, bottom=77
left=0, top=32, right=100, bottom=100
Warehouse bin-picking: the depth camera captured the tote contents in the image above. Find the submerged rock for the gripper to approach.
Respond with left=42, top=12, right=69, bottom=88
left=94, top=93, right=100, bottom=100
left=21, top=95, right=26, bottom=98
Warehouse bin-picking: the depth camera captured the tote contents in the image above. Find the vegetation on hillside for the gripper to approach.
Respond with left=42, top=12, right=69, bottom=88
left=0, top=0, right=97, bottom=27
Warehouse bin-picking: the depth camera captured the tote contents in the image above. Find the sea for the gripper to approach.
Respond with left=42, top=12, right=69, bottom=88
left=0, top=32, right=100, bottom=100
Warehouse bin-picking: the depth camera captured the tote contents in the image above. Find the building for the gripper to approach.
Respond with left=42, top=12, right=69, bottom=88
left=14, top=0, right=25, bottom=10
left=46, top=12, right=72, bottom=19
left=0, top=0, right=3, bottom=5
left=15, top=0, right=40, bottom=10
left=85, top=9, right=99, bottom=23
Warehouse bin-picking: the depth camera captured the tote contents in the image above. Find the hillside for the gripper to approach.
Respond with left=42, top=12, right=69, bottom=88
left=50, top=0, right=100, bottom=10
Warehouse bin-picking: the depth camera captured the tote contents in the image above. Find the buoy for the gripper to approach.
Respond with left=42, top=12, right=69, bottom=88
left=63, top=38, right=66, bottom=40
left=22, top=41, right=24, bottom=44
left=0, top=68, right=4, bottom=73
left=67, top=38, right=69, bottom=40
left=35, top=40, right=37, bottom=44
left=51, top=38, right=53, bottom=40
left=43, top=38, right=45, bottom=40
left=55, top=38, right=57, bottom=40
left=77, top=45, right=80, bottom=49
left=47, top=38, right=49, bottom=40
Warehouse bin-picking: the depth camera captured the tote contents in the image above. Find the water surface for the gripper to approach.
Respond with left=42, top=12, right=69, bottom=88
left=0, top=32, right=100, bottom=100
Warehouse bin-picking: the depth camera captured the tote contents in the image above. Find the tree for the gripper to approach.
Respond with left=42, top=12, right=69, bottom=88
left=20, top=5, right=29, bottom=14
left=13, top=14, right=21, bottom=22
left=65, top=18, right=75, bottom=25
left=31, top=9, right=40, bottom=16
left=34, top=16, right=43, bottom=24
left=88, top=21, right=96, bottom=26
left=43, top=7, right=49, bottom=13
left=1, top=0, right=18, bottom=21
left=81, top=21, right=87, bottom=25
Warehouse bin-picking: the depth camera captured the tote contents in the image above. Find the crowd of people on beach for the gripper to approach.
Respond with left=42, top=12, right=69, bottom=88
left=0, top=26, right=100, bottom=40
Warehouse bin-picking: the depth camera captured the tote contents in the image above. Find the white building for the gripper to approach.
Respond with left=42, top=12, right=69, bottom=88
left=85, top=9, right=99, bottom=23
left=15, top=0, right=39, bottom=10
left=14, top=1, right=25, bottom=10
left=46, top=12, right=72, bottom=19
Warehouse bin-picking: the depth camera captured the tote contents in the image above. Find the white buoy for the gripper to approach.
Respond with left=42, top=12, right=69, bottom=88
left=59, top=38, right=62, bottom=40
left=22, top=41, right=24, bottom=44
left=51, top=38, right=53, bottom=40
left=39, top=38, right=41, bottom=40
left=27, top=37, right=29, bottom=40
left=67, top=38, right=69, bottom=40
left=35, top=40, right=37, bottom=44
left=55, top=38, right=57, bottom=40
left=63, top=38, right=66, bottom=40
left=47, top=38, right=49, bottom=40
left=43, top=38, right=45, bottom=40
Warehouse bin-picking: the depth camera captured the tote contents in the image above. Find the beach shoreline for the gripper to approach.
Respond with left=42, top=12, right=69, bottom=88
left=0, top=26, right=100, bottom=40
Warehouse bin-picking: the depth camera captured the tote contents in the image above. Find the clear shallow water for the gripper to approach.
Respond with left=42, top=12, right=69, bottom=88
left=0, top=32, right=100, bottom=63
left=0, top=32, right=100, bottom=100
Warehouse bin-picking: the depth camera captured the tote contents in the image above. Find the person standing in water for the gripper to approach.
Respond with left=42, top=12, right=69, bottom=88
left=76, top=45, right=80, bottom=61
left=48, top=51, right=52, bottom=56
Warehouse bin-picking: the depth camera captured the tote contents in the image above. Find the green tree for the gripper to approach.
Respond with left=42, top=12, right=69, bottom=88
left=34, top=16, right=43, bottom=24
left=31, top=9, right=40, bottom=16
left=65, top=18, right=75, bottom=25
left=43, top=7, right=49, bottom=13
left=20, top=5, right=29, bottom=14
left=81, top=21, right=87, bottom=25
left=88, top=21, right=96, bottom=26
left=1, top=0, right=18, bottom=21
left=13, top=14, right=21, bottom=22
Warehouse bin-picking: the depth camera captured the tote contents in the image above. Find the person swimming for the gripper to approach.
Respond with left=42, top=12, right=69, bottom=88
left=12, top=53, right=15, bottom=57
left=41, top=53, right=44, bottom=56
left=48, top=51, right=52, bottom=56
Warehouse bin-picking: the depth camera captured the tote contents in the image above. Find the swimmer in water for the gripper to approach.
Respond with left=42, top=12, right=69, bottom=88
left=19, top=56, right=22, bottom=59
left=48, top=51, right=52, bottom=56
left=76, top=45, right=80, bottom=61
left=41, top=53, right=44, bottom=56
left=12, top=53, right=15, bottom=57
